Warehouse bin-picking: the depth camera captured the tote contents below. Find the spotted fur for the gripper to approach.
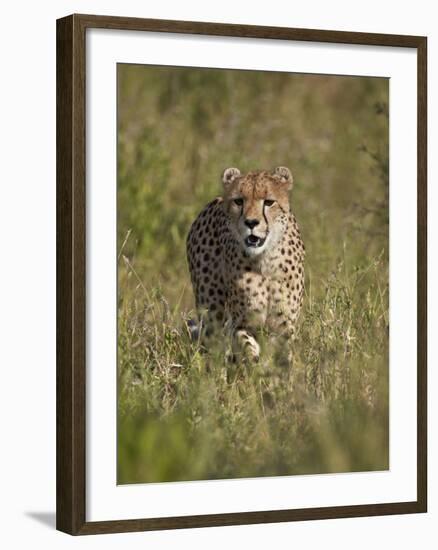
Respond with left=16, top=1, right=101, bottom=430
left=186, top=167, right=305, bottom=362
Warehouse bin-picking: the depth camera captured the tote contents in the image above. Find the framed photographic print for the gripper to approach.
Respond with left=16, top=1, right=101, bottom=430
left=56, top=14, right=427, bottom=535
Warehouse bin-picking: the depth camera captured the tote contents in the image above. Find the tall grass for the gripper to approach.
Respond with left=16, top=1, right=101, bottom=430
left=117, top=65, right=389, bottom=484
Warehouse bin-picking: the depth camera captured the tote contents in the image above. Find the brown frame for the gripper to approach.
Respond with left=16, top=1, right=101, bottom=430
left=56, top=13, right=428, bottom=535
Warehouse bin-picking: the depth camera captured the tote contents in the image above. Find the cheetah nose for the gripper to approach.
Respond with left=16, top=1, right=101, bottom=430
left=244, top=219, right=259, bottom=229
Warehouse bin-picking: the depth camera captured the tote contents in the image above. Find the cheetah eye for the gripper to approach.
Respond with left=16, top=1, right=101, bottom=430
left=264, top=199, right=275, bottom=207
left=233, top=198, right=244, bottom=207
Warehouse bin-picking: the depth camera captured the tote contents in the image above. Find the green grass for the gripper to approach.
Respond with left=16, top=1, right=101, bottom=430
left=117, top=65, right=389, bottom=484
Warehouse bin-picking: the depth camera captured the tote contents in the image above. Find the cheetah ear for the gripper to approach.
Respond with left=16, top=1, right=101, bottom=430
left=222, top=167, right=240, bottom=186
left=274, top=166, right=293, bottom=190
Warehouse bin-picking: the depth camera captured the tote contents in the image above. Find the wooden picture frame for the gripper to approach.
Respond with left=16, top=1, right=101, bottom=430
left=56, top=13, right=427, bottom=535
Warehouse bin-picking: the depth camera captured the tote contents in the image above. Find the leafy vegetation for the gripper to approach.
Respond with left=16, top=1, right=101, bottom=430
left=117, top=65, right=389, bottom=484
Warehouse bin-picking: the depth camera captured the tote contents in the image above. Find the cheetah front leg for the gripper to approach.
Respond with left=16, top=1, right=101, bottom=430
left=266, top=281, right=302, bottom=366
left=233, top=327, right=261, bottom=363
left=196, top=306, right=226, bottom=350
left=227, top=274, right=267, bottom=364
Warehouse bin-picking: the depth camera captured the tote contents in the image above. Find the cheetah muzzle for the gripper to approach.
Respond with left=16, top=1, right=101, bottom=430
left=245, top=234, right=266, bottom=248
left=186, top=166, right=305, bottom=363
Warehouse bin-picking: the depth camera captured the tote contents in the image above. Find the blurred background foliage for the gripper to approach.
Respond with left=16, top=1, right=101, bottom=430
left=117, top=65, right=389, bottom=484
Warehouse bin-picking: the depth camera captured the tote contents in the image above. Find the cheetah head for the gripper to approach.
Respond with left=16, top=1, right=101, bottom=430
left=222, top=166, right=293, bottom=257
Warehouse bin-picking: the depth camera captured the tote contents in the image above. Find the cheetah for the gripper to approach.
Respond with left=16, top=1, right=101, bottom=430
left=186, top=166, right=305, bottom=362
